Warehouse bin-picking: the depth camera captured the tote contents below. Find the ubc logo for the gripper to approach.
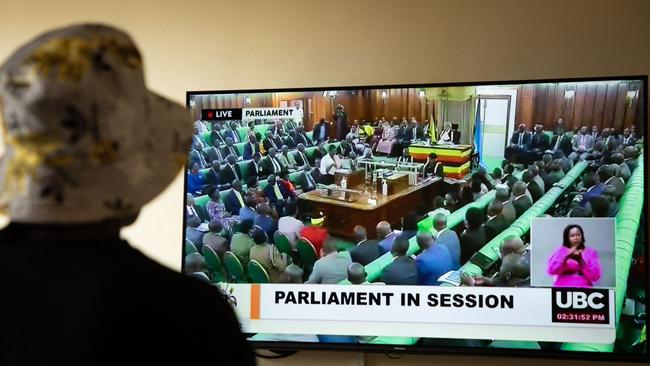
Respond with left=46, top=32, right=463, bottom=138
left=551, top=288, right=609, bottom=324
left=555, top=291, right=605, bottom=309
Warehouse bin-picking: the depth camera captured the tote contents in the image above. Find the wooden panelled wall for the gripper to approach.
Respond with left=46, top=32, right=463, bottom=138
left=190, top=89, right=434, bottom=132
left=515, top=81, right=644, bottom=132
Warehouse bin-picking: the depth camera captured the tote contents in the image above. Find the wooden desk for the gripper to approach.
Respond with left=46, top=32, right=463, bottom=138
left=334, top=168, right=366, bottom=188
left=298, top=177, right=442, bottom=239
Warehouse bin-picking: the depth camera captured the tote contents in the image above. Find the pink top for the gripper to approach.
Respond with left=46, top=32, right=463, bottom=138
left=547, top=246, right=601, bottom=288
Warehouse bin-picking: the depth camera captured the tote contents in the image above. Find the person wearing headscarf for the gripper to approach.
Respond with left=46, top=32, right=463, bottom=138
left=0, top=24, right=253, bottom=365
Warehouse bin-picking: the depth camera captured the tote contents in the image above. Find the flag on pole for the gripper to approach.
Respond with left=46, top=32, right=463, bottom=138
left=473, top=99, right=483, bottom=163
left=430, top=107, right=437, bottom=144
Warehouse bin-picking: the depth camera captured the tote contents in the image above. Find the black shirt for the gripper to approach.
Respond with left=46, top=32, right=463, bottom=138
left=0, top=223, right=255, bottom=366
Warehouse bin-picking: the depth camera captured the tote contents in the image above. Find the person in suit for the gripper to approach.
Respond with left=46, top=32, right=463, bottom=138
left=210, top=122, right=227, bottom=146
left=283, top=130, right=297, bottom=149
left=242, top=135, right=260, bottom=160
left=597, top=164, right=625, bottom=199
left=377, top=221, right=400, bottom=253
left=298, top=164, right=318, bottom=192
left=246, top=153, right=264, bottom=180
left=313, top=118, right=330, bottom=143
left=570, top=126, right=595, bottom=161
left=528, top=163, right=546, bottom=193
left=262, top=148, right=285, bottom=177
left=191, top=126, right=206, bottom=151
left=430, top=213, right=460, bottom=269
left=186, top=163, right=205, bottom=197
left=459, top=207, right=487, bottom=264
left=278, top=145, right=297, bottom=170
left=261, top=130, right=280, bottom=153
left=312, top=158, right=324, bottom=184
left=230, top=219, right=255, bottom=267
left=620, top=127, right=637, bottom=147
left=185, top=193, right=206, bottom=222
left=380, top=236, right=418, bottom=285
left=185, top=216, right=204, bottom=252
left=349, top=225, right=386, bottom=266
left=336, top=139, right=353, bottom=158
left=500, top=164, right=518, bottom=189
left=294, top=125, right=313, bottom=146
left=598, top=128, right=619, bottom=152
left=528, top=124, right=550, bottom=163
left=347, top=262, right=368, bottom=285
left=580, top=171, right=605, bottom=207
left=188, top=143, right=210, bottom=169
left=553, top=150, right=574, bottom=173
left=494, top=187, right=516, bottom=225
left=312, top=141, right=328, bottom=162
left=263, top=174, right=291, bottom=215
left=293, top=143, right=311, bottom=167
left=415, top=231, right=453, bottom=285
left=483, top=200, right=510, bottom=243
left=591, top=124, right=600, bottom=140
left=623, top=146, right=640, bottom=172
left=206, top=141, right=226, bottom=164
left=505, top=124, right=532, bottom=162
left=550, top=127, right=573, bottom=157
left=521, top=171, right=543, bottom=203
left=202, top=220, right=228, bottom=259
left=306, top=239, right=352, bottom=284
left=220, top=155, right=242, bottom=183
left=223, top=121, right=242, bottom=144
left=224, top=180, right=246, bottom=215
left=546, top=160, right=565, bottom=186
left=249, top=227, right=287, bottom=283
left=252, top=204, right=278, bottom=246
left=511, top=181, right=533, bottom=218
left=221, top=137, right=240, bottom=161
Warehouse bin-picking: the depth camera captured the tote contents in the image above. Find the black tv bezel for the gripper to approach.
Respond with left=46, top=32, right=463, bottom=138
left=184, top=75, right=649, bottom=362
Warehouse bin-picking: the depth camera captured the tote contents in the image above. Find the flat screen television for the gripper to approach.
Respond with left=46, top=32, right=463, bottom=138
left=183, top=76, right=647, bottom=361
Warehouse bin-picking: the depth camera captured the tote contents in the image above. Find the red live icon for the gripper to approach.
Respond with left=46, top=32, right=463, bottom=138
left=207, top=111, right=214, bottom=119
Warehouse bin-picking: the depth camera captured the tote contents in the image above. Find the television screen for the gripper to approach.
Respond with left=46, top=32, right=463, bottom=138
left=183, top=77, right=647, bottom=361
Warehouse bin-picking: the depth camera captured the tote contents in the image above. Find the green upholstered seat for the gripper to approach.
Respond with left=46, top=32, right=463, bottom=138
left=201, top=131, right=212, bottom=145
left=296, top=237, right=318, bottom=268
left=273, top=231, right=293, bottom=256
left=234, top=142, right=246, bottom=156
left=247, top=259, right=270, bottom=283
left=198, top=168, right=215, bottom=185
left=185, top=240, right=198, bottom=255
left=202, top=245, right=226, bottom=282
left=223, top=251, right=246, bottom=282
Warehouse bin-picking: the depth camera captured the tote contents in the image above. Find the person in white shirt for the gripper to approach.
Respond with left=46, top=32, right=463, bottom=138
left=277, top=201, right=304, bottom=247
left=319, top=145, right=341, bottom=185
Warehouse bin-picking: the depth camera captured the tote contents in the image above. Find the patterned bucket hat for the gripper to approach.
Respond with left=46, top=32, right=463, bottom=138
left=0, top=24, right=191, bottom=223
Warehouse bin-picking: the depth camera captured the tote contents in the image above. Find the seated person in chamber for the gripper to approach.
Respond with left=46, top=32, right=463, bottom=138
left=249, top=227, right=287, bottom=283
left=186, top=162, right=204, bottom=197
left=569, top=126, right=595, bottom=161
left=220, top=154, right=242, bottom=182
left=298, top=164, right=319, bottom=192
left=263, top=174, right=291, bottom=216
left=224, top=179, right=246, bottom=215
left=547, top=224, right=601, bottom=288
left=349, top=225, right=386, bottom=266
left=306, top=238, right=352, bottom=284
left=438, top=122, right=458, bottom=145
left=396, top=147, right=413, bottom=165
left=221, top=137, right=240, bottom=161
left=505, top=123, right=532, bottom=162
left=459, top=207, right=486, bottom=264
left=293, top=143, right=311, bottom=167
left=278, top=145, right=297, bottom=170
left=223, top=121, right=242, bottom=143
left=242, top=134, right=260, bottom=160
left=380, top=236, right=418, bottom=285
left=299, top=212, right=329, bottom=257
left=206, top=187, right=237, bottom=232
left=415, top=231, right=453, bottom=285
left=313, top=118, right=330, bottom=143
left=262, top=148, right=286, bottom=177
left=294, top=125, right=313, bottom=146
left=375, top=120, right=398, bottom=155
left=529, top=124, right=550, bottom=162
left=423, top=153, right=444, bottom=177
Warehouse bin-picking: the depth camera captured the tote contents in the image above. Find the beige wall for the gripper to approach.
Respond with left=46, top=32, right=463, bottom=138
left=0, top=0, right=647, bottom=364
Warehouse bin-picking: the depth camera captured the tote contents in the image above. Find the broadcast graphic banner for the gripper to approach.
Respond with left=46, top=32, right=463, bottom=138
left=201, top=108, right=300, bottom=121
left=218, top=284, right=616, bottom=343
